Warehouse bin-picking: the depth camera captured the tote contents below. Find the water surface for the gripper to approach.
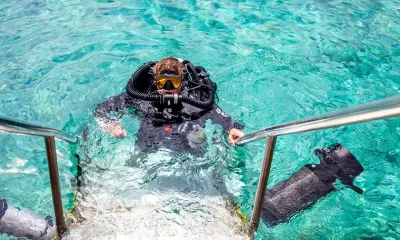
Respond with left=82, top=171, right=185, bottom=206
left=1, top=0, right=399, bottom=239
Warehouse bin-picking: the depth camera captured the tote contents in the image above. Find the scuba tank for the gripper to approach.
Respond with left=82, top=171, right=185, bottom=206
left=261, top=143, right=364, bottom=226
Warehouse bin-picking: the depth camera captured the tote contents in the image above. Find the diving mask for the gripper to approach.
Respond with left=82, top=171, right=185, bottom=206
left=155, top=74, right=182, bottom=89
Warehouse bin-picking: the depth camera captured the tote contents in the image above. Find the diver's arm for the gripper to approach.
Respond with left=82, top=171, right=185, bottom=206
left=202, top=103, right=245, bottom=145
left=94, top=92, right=134, bottom=122
left=94, top=92, right=135, bottom=138
left=206, top=103, right=245, bottom=132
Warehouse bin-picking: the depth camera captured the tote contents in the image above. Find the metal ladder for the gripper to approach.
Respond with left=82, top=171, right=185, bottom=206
left=236, top=94, right=400, bottom=237
left=1, top=95, right=399, bottom=238
left=0, top=115, right=77, bottom=236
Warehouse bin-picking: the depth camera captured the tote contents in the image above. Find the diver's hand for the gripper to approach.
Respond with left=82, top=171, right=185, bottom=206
left=106, top=123, right=127, bottom=139
left=229, top=128, right=245, bottom=146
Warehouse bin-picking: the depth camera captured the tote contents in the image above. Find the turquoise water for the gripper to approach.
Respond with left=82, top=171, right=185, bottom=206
left=1, top=0, right=400, bottom=239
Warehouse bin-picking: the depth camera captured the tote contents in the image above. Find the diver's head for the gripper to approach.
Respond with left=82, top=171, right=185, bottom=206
left=153, top=56, right=183, bottom=94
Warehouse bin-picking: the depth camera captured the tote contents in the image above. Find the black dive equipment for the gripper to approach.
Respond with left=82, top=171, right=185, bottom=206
left=0, top=199, right=57, bottom=239
left=261, top=143, right=364, bottom=226
left=126, top=60, right=216, bottom=109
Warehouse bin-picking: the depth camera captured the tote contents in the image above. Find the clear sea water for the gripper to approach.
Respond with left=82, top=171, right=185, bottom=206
left=1, top=0, right=400, bottom=239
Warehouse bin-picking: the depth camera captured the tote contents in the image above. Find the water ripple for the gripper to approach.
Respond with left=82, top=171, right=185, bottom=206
left=1, top=0, right=400, bottom=239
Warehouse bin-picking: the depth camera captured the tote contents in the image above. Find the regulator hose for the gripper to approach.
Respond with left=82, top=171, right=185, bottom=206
left=182, top=62, right=215, bottom=109
left=126, top=61, right=215, bottom=109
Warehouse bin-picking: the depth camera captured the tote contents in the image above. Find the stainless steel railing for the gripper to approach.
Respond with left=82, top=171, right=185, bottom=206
left=236, top=95, right=400, bottom=237
left=0, top=115, right=78, bottom=236
left=0, top=115, right=77, bottom=143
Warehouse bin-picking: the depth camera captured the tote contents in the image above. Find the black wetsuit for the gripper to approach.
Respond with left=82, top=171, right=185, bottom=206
left=94, top=92, right=244, bottom=154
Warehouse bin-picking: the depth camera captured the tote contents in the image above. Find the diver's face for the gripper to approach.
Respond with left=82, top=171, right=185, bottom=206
left=155, top=73, right=182, bottom=94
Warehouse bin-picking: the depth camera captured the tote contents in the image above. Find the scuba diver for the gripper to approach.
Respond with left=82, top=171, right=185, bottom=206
left=94, top=56, right=245, bottom=154
left=81, top=58, right=366, bottom=231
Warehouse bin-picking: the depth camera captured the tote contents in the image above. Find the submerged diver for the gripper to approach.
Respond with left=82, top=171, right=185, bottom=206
left=88, top=58, right=366, bottom=229
left=94, top=57, right=245, bottom=154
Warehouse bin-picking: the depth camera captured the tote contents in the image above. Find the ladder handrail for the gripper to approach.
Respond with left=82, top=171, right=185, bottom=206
left=0, top=115, right=78, bottom=237
left=237, top=95, right=400, bottom=145
left=237, top=95, right=400, bottom=237
left=0, top=115, right=77, bottom=143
